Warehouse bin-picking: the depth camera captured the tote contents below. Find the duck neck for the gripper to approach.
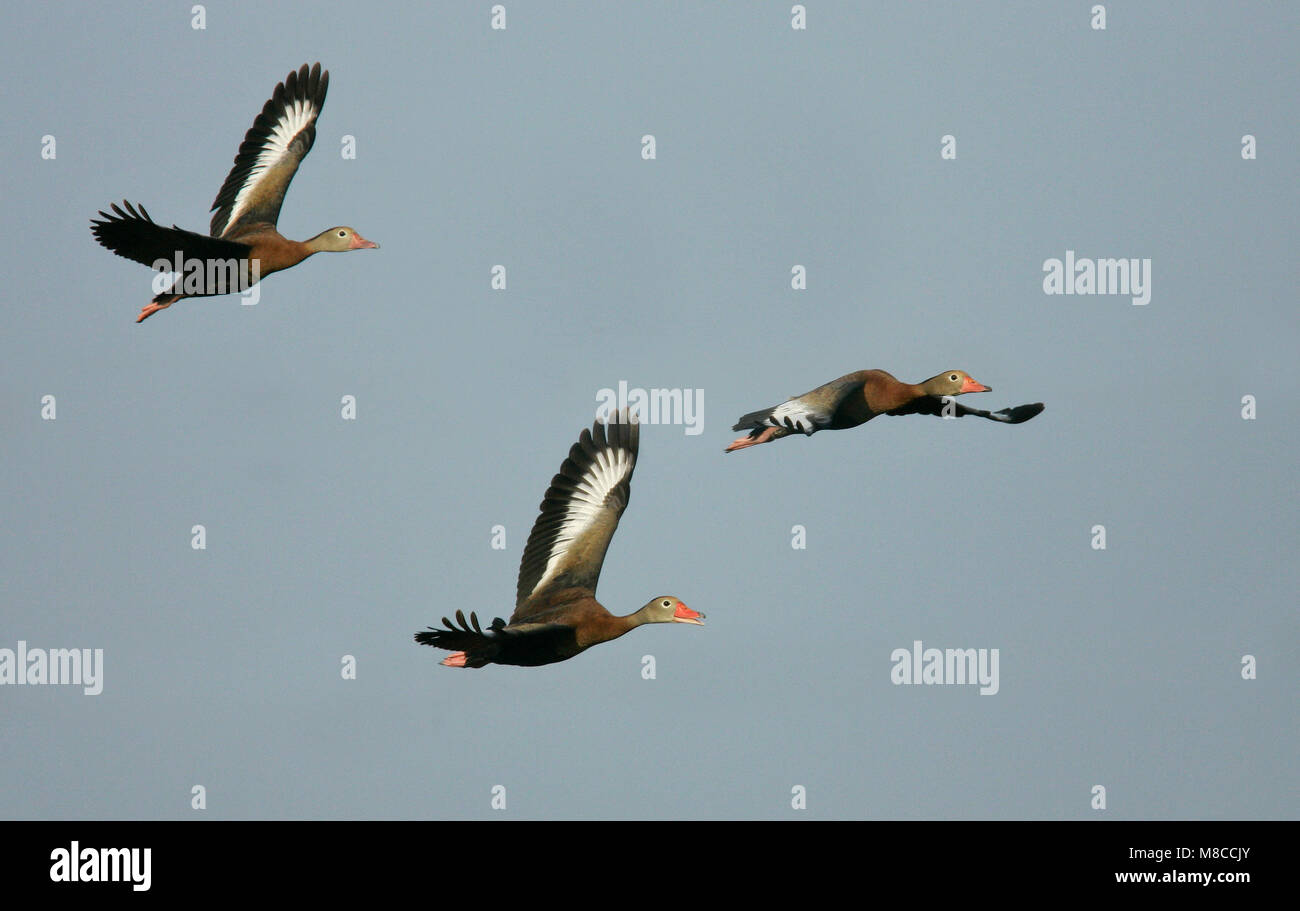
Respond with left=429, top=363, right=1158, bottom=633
left=916, top=375, right=947, bottom=397
left=301, top=233, right=332, bottom=255
left=623, top=606, right=653, bottom=629
left=595, top=609, right=648, bottom=643
left=571, top=609, right=638, bottom=650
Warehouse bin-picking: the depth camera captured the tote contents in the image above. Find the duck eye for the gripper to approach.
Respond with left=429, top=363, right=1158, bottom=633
left=338, top=230, right=347, bottom=237
left=950, top=374, right=958, bottom=381
left=662, top=600, right=671, bottom=608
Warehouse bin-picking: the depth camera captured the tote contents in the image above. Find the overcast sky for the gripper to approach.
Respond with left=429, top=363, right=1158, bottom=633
left=1, top=1, right=1295, bottom=819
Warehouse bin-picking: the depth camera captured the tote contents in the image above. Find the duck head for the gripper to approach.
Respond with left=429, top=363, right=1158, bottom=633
left=922, top=370, right=990, bottom=396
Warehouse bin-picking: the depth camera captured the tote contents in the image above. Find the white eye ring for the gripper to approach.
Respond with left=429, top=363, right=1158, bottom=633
left=950, top=374, right=958, bottom=381
left=338, top=230, right=347, bottom=237
left=662, top=600, right=672, bottom=607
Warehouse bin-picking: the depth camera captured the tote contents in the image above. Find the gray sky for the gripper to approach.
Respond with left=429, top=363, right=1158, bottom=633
left=1, top=1, right=1296, bottom=819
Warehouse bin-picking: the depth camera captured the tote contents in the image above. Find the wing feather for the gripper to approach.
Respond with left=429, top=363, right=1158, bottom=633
left=513, top=410, right=639, bottom=617
left=91, top=200, right=252, bottom=269
left=209, top=63, right=328, bottom=236
left=887, top=397, right=1044, bottom=424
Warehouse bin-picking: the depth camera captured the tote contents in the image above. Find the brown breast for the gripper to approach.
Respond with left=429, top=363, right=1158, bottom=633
left=860, top=369, right=922, bottom=414
left=514, top=589, right=630, bottom=650
left=242, top=230, right=310, bottom=276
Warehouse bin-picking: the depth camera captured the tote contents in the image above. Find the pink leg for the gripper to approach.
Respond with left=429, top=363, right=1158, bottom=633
left=440, top=652, right=468, bottom=668
left=725, top=426, right=779, bottom=453
left=136, top=298, right=176, bottom=323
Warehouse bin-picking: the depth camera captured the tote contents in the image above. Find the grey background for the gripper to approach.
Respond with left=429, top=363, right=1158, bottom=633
left=1, top=1, right=1295, bottom=819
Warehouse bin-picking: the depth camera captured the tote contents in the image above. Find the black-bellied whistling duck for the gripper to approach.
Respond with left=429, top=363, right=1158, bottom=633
left=726, top=369, right=1044, bottom=452
left=90, top=63, right=377, bottom=323
left=416, top=410, right=703, bottom=668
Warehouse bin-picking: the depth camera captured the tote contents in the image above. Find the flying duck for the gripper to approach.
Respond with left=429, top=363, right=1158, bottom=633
left=726, top=369, right=1043, bottom=451
left=416, top=411, right=703, bottom=668
left=90, top=63, right=377, bottom=323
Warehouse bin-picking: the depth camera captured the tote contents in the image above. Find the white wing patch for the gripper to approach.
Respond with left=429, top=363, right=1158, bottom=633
left=528, top=441, right=634, bottom=598
left=223, top=97, right=319, bottom=230
left=765, top=398, right=827, bottom=435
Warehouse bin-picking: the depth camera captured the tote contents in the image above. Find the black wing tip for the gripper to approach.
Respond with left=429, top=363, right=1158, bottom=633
left=1001, top=402, right=1045, bottom=423
left=415, top=612, right=504, bottom=650
left=413, top=613, right=471, bottom=648
left=90, top=199, right=152, bottom=226
left=269, top=61, right=328, bottom=121
left=285, top=62, right=328, bottom=102
left=599, top=406, right=637, bottom=425
left=592, top=407, right=639, bottom=455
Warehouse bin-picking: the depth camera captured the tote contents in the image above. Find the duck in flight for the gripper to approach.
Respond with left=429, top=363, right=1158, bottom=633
left=726, top=369, right=1043, bottom=452
left=416, top=410, right=703, bottom=668
left=91, top=63, right=377, bottom=323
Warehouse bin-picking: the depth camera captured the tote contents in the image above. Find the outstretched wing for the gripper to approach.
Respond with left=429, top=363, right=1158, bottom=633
left=514, top=411, right=639, bottom=619
left=888, top=397, right=1045, bottom=424
left=209, top=62, right=328, bottom=237
left=731, top=373, right=867, bottom=435
left=91, top=200, right=252, bottom=268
